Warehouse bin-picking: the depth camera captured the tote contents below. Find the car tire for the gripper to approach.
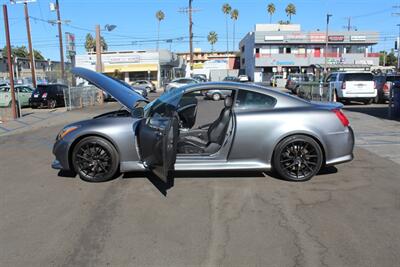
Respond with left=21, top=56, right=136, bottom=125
left=48, top=99, right=56, bottom=109
left=72, top=136, right=120, bottom=182
left=373, top=94, right=380, bottom=104
left=363, top=99, right=373, bottom=105
left=212, top=93, right=221, bottom=101
left=273, top=135, right=323, bottom=182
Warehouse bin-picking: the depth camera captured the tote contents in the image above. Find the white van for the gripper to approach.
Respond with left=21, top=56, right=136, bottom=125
left=326, top=72, right=376, bottom=104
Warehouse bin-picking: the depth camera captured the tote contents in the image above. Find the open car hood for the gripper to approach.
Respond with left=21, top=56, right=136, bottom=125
left=71, top=67, right=147, bottom=111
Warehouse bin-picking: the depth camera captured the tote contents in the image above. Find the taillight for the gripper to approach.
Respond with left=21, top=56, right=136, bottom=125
left=42, top=92, right=48, bottom=98
left=333, top=109, right=349, bottom=127
left=383, top=82, right=390, bottom=92
left=342, top=82, right=346, bottom=90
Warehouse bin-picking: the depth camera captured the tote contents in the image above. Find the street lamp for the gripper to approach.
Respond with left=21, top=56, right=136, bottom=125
left=324, top=13, right=332, bottom=74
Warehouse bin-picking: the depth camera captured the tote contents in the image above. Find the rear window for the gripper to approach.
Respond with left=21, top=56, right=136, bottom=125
left=344, top=73, right=373, bottom=81
left=386, top=76, right=400, bottom=82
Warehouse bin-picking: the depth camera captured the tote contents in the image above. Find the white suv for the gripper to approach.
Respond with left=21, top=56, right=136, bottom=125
left=326, top=72, right=376, bottom=104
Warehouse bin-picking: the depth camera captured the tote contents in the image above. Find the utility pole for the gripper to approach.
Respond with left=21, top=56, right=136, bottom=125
left=397, top=24, right=400, bottom=71
left=178, top=1, right=199, bottom=72
left=189, top=0, right=193, bottom=71
left=324, top=14, right=332, bottom=74
left=95, top=24, right=104, bottom=104
left=23, top=1, right=36, bottom=88
left=55, top=0, right=65, bottom=81
left=3, top=5, right=17, bottom=119
left=11, top=0, right=37, bottom=88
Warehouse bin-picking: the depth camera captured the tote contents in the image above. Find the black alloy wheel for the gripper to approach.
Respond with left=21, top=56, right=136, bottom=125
left=72, top=137, right=119, bottom=182
left=273, top=135, right=323, bottom=181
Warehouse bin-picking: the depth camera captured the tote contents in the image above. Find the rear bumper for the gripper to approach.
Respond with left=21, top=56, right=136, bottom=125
left=325, top=126, right=355, bottom=166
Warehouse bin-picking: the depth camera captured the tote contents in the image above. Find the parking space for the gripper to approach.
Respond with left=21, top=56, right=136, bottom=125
left=1, top=94, right=400, bottom=266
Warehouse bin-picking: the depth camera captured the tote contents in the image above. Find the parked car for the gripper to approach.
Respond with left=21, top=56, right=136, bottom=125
left=107, top=77, right=148, bottom=99
left=373, top=74, right=400, bottom=103
left=238, top=75, right=249, bottom=82
left=52, top=67, right=354, bottom=184
left=326, top=72, right=376, bottom=104
left=270, top=74, right=283, bottom=86
left=204, top=89, right=232, bottom=101
left=0, top=85, right=34, bottom=108
left=223, top=76, right=239, bottom=82
left=131, top=80, right=156, bottom=93
left=285, top=74, right=310, bottom=94
left=165, top=78, right=199, bottom=91
left=192, top=74, right=208, bottom=82
left=30, top=84, right=67, bottom=109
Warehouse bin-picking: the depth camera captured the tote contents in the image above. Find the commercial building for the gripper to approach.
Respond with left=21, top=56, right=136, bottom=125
left=0, top=53, right=67, bottom=84
left=177, top=49, right=240, bottom=69
left=76, top=49, right=184, bottom=87
left=239, top=24, right=380, bottom=82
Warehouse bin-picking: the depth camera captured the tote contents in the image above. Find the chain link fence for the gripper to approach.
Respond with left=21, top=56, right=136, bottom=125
left=297, top=82, right=334, bottom=102
left=63, top=85, right=103, bottom=111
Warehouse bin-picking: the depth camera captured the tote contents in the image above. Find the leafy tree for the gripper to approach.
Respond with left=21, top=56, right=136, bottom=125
left=84, top=33, right=107, bottom=53
left=222, top=3, right=232, bottom=52
left=285, top=3, right=296, bottom=22
left=207, top=31, right=218, bottom=51
left=267, top=3, right=276, bottom=23
left=380, top=50, right=397, bottom=67
left=230, top=9, right=239, bottom=51
left=278, top=20, right=290, bottom=25
left=33, top=49, right=45, bottom=60
left=156, top=10, right=165, bottom=51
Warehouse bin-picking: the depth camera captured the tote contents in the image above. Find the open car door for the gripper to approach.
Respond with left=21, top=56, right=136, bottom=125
left=138, top=114, right=179, bottom=183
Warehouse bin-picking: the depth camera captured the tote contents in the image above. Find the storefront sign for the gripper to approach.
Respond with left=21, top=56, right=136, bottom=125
left=107, top=55, right=140, bottom=64
left=286, top=34, right=307, bottom=41
left=328, top=35, right=344, bottom=42
left=351, top=35, right=366, bottom=41
left=264, top=35, right=284, bottom=41
left=309, top=33, right=326, bottom=42
left=271, top=60, right=295, bottom=66
left=65, top=32, right=76, bottom=57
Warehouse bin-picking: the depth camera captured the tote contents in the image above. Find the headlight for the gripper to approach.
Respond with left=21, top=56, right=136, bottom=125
left=57, top=126, right=79, bottom=140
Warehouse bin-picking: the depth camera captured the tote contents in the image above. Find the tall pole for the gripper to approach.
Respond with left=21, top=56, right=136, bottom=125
left=189, top=0, right=193, bottom=71
left=397, top=24, right=400, bottom=71
left=324, top=14, right=332, bottom=74
left=96, top=25, right=104, bottom=104
left=23, top=2, right=36, bottom=88
left=3, top=5, right=17, bottom=119
left=56, top=0, right=65, bottom=81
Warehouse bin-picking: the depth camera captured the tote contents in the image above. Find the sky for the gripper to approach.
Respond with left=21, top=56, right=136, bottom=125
left=0, top=0, right=399, bottom=61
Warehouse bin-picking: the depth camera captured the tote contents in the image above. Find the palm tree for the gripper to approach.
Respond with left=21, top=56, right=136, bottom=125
left=207, top=31, right=218, bottom=51
left=267, top=3, right=276, bottom=23
left=230, top=9, right=239, bottom=51
left=222, top=3, right=232, bottom=52
left=155, top=10, right=165, bottom=51
left=285, top=3, right=296, bottom=22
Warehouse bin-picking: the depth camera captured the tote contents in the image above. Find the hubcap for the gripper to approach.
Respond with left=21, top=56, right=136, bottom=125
left=279, top=141, right=319, bottom=180
left=75, top=142, right=112, bottom=178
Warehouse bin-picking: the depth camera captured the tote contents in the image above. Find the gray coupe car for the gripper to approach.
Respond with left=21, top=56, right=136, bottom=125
left=52, top=67, right=354, bottom=184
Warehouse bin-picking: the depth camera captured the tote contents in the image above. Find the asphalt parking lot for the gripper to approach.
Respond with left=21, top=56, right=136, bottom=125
left=1, top=93, right=400, bottom=266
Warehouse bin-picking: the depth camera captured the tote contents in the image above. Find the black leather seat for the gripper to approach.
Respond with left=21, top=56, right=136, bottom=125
left=178, top=96, right=233, bottom=154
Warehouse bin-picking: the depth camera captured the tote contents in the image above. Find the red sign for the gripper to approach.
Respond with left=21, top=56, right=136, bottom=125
left=328, top=35, right=345, bottom=42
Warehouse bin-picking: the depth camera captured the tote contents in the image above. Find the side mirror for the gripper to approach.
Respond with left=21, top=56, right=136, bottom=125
left=132, top=107, right=144, bottom=118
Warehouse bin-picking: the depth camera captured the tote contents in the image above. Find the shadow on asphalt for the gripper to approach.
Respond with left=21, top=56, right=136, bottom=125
left=344, top=103, right=400, bottom=121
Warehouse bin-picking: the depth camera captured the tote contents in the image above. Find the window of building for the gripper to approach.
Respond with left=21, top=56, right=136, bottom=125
left=279, top=47, right=284, bottom=54
left=285, top=47, right=291, bottom=54
left=241, top=46, right=245, bottom=52
left=242, top=58, right=245, bottom=65
left=235, top=90, right=277, bottom=110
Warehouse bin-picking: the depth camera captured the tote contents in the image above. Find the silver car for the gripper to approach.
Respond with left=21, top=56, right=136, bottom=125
left=52, top=67, right=354, bottom=185
left=131, top=80, right=156, bottom=93
left=165, top=78, right=198, bottom=91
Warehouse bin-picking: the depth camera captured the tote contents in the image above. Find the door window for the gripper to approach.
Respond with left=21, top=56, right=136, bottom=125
left=235, top=90, right=276, bottom=109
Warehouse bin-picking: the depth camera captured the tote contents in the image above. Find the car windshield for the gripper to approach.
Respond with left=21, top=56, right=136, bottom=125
left=144, top=87, right=183, bottom=117
left=344, top=73, right=373, bottom=81
left=386, top=76, right=400, bottom=82
left=34, top=85, right=54, bottom=93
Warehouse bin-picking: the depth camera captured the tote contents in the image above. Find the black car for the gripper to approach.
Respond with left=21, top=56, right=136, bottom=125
left=223, top=76, right=239, bottom=82
left=373, top=74, right=400, bottom=103
left=30, top=84, right=67, bottom=109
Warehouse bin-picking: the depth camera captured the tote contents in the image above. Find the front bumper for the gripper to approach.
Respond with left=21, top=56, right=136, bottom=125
left=52, top=138, right=71, bottom=171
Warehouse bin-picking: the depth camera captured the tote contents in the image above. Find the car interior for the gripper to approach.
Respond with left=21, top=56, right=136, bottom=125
left=176, top=89, right=236, bottom=155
